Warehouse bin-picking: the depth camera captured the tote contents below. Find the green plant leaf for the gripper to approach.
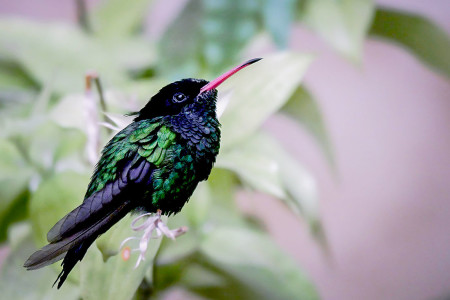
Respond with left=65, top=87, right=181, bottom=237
left=0, top=139, right=32, bottom=242
left=0, top=138, right=31, bottom=182
left=261, top=131, right=320, bottom=228
left=49, top=94, right=86, bottom=131
left=197, top=226, right=319, bottom=300
left=217, top=131, right=319, bottom=229
left=182, top=181, right=212, bottom=228
left=201, top=0, right=260, bottom=72
left=0, top=223, right=80, bottom=299
left=156, top=168, right=240, bottom=268
left=28, top=172, right=89, bottom=240
left=0, top=90, right=35, bottom=117
left=206, top=168, right=239, bottom=211
left=93, top=0, right=154, bottom=38
left=29, top=171, right=90, bottom=284
left=155, top=227, right=199, bottom=268
left=27, top=122, right=87, bottom=174
left=298, top=0, right=375, bottom=61
left=158, top=0, right=203, bottom=78
left=0, top=60, right=38, bottom=90
left=280, top=85, right=334, bottom=166
left=219, top=52, right=313, bottom=149
left=81, top=216, right=163, bottom=300
left=369, top=7, right=450, bottom=78
left=155, top=225, right=319, bottom=300
left=0, top=19, right=154, bottom=94
left=262, top=0, right=295, bottom=48
left=216, top=140, right=286, bottom=200
left=0, top=187, right=29, bottom=243
left=159, top=0, right=260, bottom=76
left=169, top=262, right=229, bottom=297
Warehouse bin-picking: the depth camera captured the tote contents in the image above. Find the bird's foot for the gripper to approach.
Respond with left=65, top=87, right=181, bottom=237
left=119, top=209, right=187, bottom=268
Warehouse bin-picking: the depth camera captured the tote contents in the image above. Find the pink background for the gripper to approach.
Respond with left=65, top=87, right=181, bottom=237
left=1, top=0, right=449, bottom=299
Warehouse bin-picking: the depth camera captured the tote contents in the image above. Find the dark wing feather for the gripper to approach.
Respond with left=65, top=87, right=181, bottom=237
left=24, top=119, right=168, bottom=289
left=46, top=158, right=154, bottom=244
left=24, top=158, right=155, bottom=288
left=46, top=120, right=162, bottom=244
left=24, top=201, right=130, bottom=271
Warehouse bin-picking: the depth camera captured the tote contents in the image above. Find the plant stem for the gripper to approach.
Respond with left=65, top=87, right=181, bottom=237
left=76, top=0, right=92, bottom=33
left=85, top=72, right=100, bottom=165
left=86, top=72, right=112, bottom=135
left=93, top=77, right=109, bottom=119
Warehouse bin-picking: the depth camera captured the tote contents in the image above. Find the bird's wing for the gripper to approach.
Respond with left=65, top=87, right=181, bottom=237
left=25, top=120, right=178, bottom=274
left=46, top=120, right=177, bottom=244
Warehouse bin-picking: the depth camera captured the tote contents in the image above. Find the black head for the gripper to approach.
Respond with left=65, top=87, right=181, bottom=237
left=133, top=58, right=262, bottom=121
left=133, top=78, right=216, bottom=121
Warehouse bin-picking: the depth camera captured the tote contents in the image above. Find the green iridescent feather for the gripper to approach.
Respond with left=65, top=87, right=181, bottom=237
left=85, top=119, right=178, bottom=198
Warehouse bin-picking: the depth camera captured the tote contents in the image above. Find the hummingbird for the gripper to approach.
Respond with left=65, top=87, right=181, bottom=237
left=24, top=58, right=261, bottom=288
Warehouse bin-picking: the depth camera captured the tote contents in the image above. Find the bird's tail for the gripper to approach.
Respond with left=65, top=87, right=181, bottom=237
left=24, top=198, right=131, bottom=288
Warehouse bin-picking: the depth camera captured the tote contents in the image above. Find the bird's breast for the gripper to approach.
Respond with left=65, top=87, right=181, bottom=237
left=167, top=113, right=221, bottom=181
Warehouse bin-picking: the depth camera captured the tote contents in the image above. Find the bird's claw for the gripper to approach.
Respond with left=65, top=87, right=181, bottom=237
left=120, top=210, right=187, bottom=268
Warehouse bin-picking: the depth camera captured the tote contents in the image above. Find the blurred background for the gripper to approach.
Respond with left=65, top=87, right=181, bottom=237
left=0, top=0, right=449, bottom=299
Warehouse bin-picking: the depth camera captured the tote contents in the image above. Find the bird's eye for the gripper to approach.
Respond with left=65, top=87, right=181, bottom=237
left=173, top=92, right=187, bottom=103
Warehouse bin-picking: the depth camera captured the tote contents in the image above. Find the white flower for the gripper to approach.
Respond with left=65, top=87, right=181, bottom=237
left=119, top=210, right=187, bottom=268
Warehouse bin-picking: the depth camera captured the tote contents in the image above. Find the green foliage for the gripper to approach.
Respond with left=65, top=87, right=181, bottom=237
left=93, top=0, right=154, bottom=38
left=198, top=226, right=319, bottom=300
left=369, top=7, right=450, bottom=78
left=0, top=139, right=32, bottom=242
left=262, top=0, right=296, bottom=48
left=30, top=172, right=90, bottom=247
left=0, top=60, right=38, bottom=91
left=219, top=52, right=313, bottom=149
left=0, top=223, right=80, bottom=299
left=81, top=216, right=163, bottom=300
left=297, top=0, right=375, bottom=62
left=281, top=86, right=334, bottom=166
left=0, top=19, right=155, bottom=94
left=29, top=172, right=90, bottom=284
left=0, top=0, right=448, bottom=299
left=159, top=0, right=260, bottom=76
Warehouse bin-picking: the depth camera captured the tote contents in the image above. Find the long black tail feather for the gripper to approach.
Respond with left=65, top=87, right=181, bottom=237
left=53, top=236, right=95, bottom=289
left=24, top=201, right=132, bottom=288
